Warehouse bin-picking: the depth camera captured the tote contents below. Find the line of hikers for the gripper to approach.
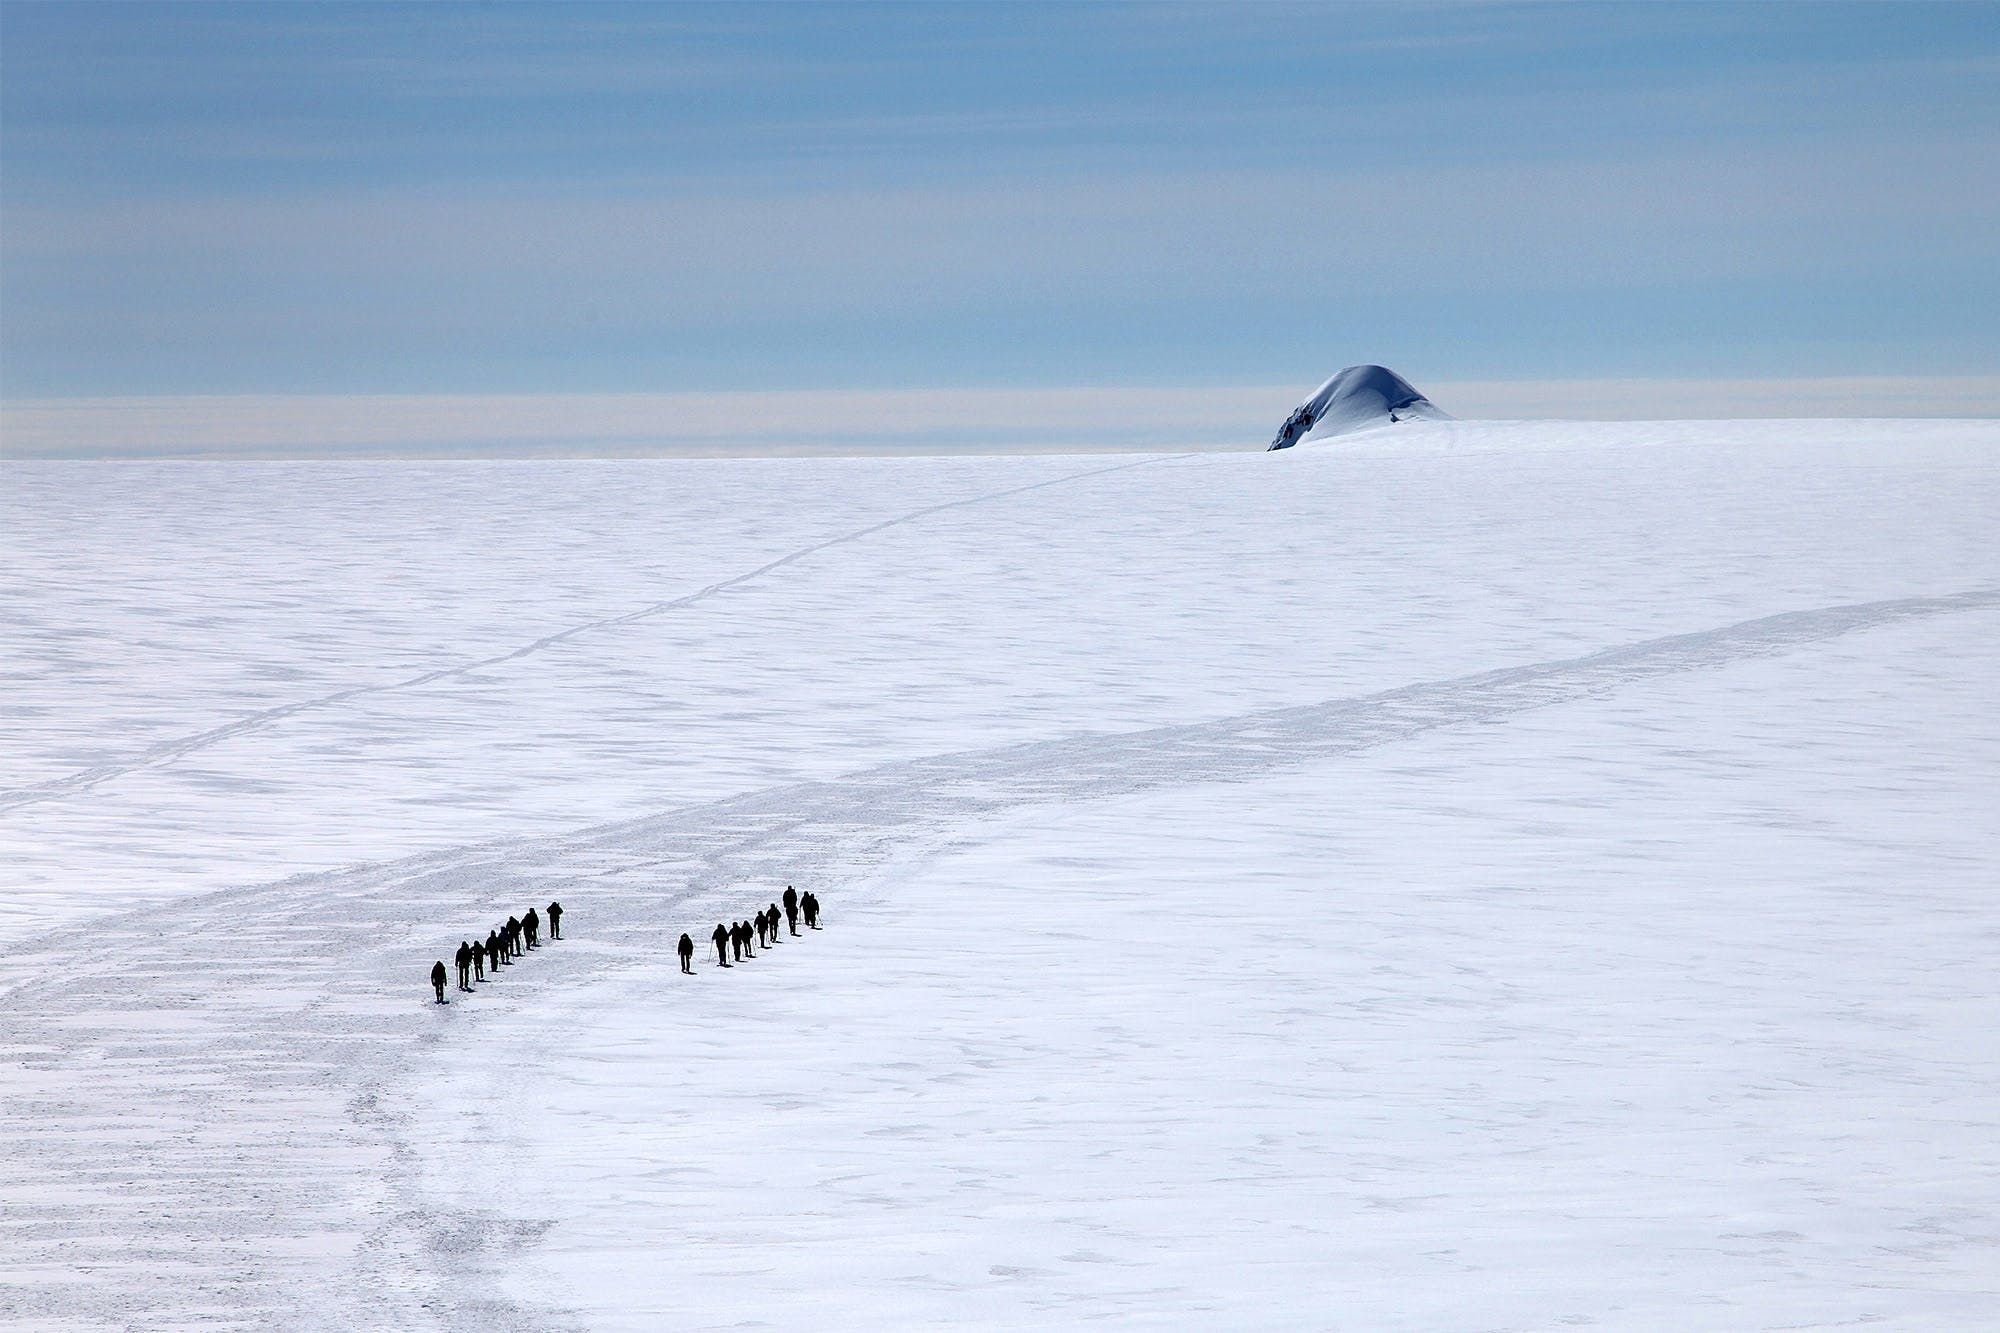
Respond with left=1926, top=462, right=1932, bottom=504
left=676, top=884, right=822, bottom=973
left=430, top=886, right=824, bottom=1000
left=430, top=901, right=562, bottom=1003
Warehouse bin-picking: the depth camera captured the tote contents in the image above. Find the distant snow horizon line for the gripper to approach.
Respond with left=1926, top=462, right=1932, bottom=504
left=7, top=376, right=1998, bottom=459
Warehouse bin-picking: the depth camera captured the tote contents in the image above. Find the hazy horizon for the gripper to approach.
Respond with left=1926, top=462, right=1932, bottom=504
left=4, top=373, right=1997, bottom=459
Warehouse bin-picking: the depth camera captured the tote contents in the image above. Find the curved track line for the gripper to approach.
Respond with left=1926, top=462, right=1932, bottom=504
left=0, top=454, right=1182, bottom=815
left=2, top=587, right=1994, bottom=1328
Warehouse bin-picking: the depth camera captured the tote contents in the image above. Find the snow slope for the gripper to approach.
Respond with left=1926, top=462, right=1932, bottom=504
left=2, top=418, right=1997, bottom=1329
left=414, top=607, right=2000, bottom=1329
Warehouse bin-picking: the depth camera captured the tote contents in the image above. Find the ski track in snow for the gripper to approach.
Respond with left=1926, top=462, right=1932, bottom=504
left=0, top=453, right=1183, bottom=816
left=2, top=585, right=1994, bottom=1329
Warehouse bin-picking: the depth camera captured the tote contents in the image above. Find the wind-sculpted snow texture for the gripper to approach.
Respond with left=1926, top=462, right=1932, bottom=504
left=2, top=419, right=1997, bottom=1328
left=1268, top=363, right=1448, bottom=448
left=0, top=455, right=1175, bottom=817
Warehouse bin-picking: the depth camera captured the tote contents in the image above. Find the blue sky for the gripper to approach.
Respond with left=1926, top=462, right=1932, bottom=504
left=3, top=1, right=1997, bottom=434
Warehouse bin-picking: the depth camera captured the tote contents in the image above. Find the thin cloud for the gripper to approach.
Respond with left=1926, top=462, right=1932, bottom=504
left=4, top=3, right=1996, bottom=397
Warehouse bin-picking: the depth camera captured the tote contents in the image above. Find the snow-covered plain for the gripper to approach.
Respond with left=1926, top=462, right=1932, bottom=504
left=2, top=418, right=1997, bottom=1328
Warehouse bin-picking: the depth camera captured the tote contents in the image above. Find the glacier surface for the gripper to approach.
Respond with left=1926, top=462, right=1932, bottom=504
left=2, top=418, right=1997, bottom=1328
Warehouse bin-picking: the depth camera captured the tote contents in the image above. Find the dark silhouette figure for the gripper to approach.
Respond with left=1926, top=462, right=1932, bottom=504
left=712, top=923, right=731, bottom=967
left=506, top=916, right=522, bottom=958
left=472, top=938, right=486, bottom=981
left=767, top=902, right=782, bottom=941
left=525, top=908, right=541, bottom=949
left=803, top=892, right=821, bottom=929
left=488, top=928, right=505, bottom=967
left=783, top=885, right=799, bottom=936
left=755, top=910, right=769, bottom=948
left=548, top=901, right=563, bottom=939
left=455, top=941, right=472, bottom=991
left=430, top=960, right=448, bottom=1003
left=734, top=921, right=750, bottom=961
left=678, top=933, right=695, bottom=974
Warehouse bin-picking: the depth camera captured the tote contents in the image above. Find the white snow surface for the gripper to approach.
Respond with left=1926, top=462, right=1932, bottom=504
left=3, top=417, right=1998, bottom=1329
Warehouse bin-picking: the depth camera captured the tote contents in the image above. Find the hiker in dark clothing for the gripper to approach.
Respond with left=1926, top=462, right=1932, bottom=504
left=525, top=908, right=540, bottom=949
left=547, top=901, right=563, bottom=940
left=803, top=892, right=820, bottom=928
left=506, top=916, right=522, bottom=958
left=783, top=886, right=799, bottom=936
left=735, top=921, right=751, bottom=961
left=455, top=942, right=472, bottom=991
left=712, top=922, right=731, bottom=967
left=430, top=960, right=448, bottom=1003
left=472, top=938, right=486, bottom=982
left=678, top=933, right=695, bottom=974
left=755, top=910, right=769, bottom=948
left=767, top=902, right=782, bottom=941
left=488, top=928, right=505, bottom=966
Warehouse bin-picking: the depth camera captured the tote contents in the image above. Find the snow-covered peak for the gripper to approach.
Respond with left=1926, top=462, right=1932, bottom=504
left=1268, top=364, right=1449, bottom=449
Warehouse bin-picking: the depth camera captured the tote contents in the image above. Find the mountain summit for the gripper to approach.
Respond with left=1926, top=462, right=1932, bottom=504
left=1267, top=365, right=1448, bottom=449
